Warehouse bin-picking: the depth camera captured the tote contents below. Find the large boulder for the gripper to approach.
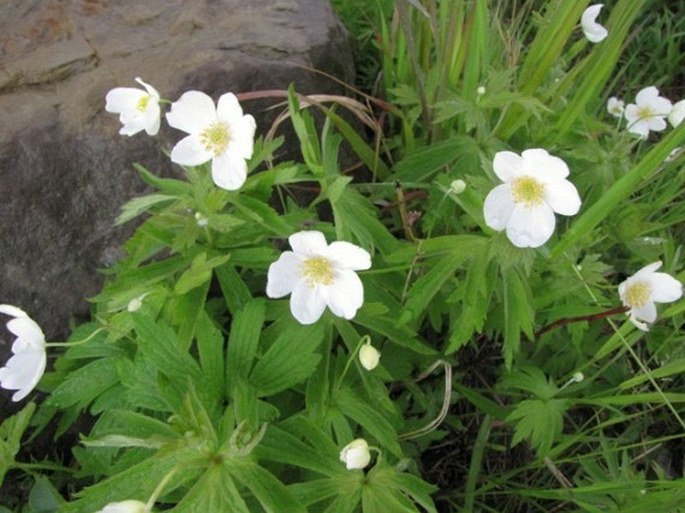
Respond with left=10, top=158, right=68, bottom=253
left=0, top=0, right=354, bottom=409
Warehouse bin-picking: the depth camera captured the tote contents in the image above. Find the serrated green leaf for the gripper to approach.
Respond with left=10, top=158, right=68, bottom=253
left=507, top=398, right=570, bottom=457
left=229, top=459, right=307, bottom=513
left=0, top=402, right=35, bottom=486
left=226, top=299, right=266, bottom=392
left=28, top=476, right=63, bottom=513
left=174, top=252, right=230, bottom=295
left=48, top=358, right=121, bottom=410
left=115, top=194, right=177, bottom=225
left=250, top=322, right=324, bottom=397
left=172, top=464, right=250, bottom=513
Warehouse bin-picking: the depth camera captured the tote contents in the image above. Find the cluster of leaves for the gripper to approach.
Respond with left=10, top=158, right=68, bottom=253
left=2, top=0, right=685, bottom=512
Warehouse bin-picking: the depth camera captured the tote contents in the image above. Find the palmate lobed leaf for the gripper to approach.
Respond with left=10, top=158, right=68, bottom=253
left=507, top=398, right=571, bottom=457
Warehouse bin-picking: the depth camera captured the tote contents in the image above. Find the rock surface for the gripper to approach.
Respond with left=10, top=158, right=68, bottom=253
left=0, top=0, right=354, bottom=410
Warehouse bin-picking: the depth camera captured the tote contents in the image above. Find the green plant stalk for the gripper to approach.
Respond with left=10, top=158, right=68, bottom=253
left=463, top=414, right=492, bottom=513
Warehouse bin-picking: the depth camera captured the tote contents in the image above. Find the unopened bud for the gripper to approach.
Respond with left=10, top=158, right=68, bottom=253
left=359, top=343, right=381, bottom=371
left=195, top=212, right=208, bottom=227
left=339, top=438, right=371, bottom=470
left=477, top=85, right=486, bottom=96
left=572, top=371, right=584, bottom=383
left=96, top=500, right=148, bottom=513
left=449, top=179, right=466, bottom=194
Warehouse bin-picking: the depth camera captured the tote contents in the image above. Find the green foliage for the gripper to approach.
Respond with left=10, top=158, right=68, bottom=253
left=5, top=1, right=685, bottom=512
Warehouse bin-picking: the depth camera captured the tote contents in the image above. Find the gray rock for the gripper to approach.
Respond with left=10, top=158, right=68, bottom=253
left=0, top=0, right=354, bottom=410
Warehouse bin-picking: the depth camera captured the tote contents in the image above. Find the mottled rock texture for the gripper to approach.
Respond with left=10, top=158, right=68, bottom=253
left=0, top=0, right=353, bottom=410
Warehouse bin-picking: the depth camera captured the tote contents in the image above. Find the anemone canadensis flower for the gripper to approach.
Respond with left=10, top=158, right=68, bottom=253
left=105, top=77, right=161, bottom=136
left=483, top=149, right=581, bottom=248
left=668, top=99, right=685, bottom=128
left=618, top=261, right=683, bottom=331
left=339, top=438, right=371, bottom=470
left=624, top=86, right=673, bottom=138
left=266, top=231, right=371, bottom=325
left=581, top=4, right=608, bottom=43
left=607, top=97, right=625, bottom=118
left=166, top=91, right=256, bottom=191
left=0, top=305, right=47, bottom=402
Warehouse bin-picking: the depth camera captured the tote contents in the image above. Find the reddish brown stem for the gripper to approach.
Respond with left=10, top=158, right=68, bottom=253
left=535, top=306, right=630, bottom=338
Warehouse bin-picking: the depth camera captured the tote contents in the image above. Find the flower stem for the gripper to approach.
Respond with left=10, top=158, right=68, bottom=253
left=45, top=327, right=106, bottom=347
left=336, top=335, right=369, bottom=390
left=535, top=306, right=629, bottom=338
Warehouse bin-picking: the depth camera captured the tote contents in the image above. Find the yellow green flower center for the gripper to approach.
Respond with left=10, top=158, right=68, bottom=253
left=624, top=281, right=652, bottom=308
left=636, top=106, right=655, bottom=120
left=302, top=257, right=334, bottom=287
left=511, top=176, right=545, bottom=207
left=200, top=122, right=230, bottom=156
left=136, top=95, right=150, bottom=112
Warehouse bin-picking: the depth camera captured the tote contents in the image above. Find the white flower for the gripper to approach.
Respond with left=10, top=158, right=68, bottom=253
left=166, top=91, right=256, bottom=191
left=607, top=97, right=624, bottom=118
left=668, top=99, right=685, bottom=128
left=0, top=305, right=47, bottom=402
left=483, top=149, right=582, bottom=248
left=581, top=4, right=608, bottom=43
left=105, top=77, right=161, bottom=136
left=359, top=342, right=380, bottom=371
left=339, top=438, right=371, bottom=470
left=618, top=261, right=683, bottom=331
left=266, top=231, right=371, bottom=325
left=624, top=86, right=673, bottom=138
left=95, top=500, right=148, bottom=513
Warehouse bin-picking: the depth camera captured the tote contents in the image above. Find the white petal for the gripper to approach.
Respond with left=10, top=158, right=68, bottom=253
left=626, top=118, right=650, bottom=138
left=581, top=4, right=608, bottom=43
left=105, top=88, right=144, bottom=113
left=543, top=178, right=581, bottom=216
left=217, top=93, right=244, bottom=122
left=645, top=117, right=667, bottom=133
left=635, top=86, right=659, bottom=105
left=266, top=252, right=303, bottom=298
left=0, top=304, right=28, bottom=318
left=628, top=314, right=650, bottom=332
left=6, top=317, right=44, bottom=345
left=634, top=261, right=663, bottom=277
left=166, top=91, right=217, bottom=134
left=506, top=203, right=556, bottom=248
left=211, top=151, right=247, bottom=191
left=327, top=242, right=371, bottom=271
left=289, top=231, right=329, bottom=256
left=623, top=104, right=640, bottom=124
left=668, top=100, right=685, bottom=127
left=290, top=281, right=327, bottom=325
left=650, top=97, right=673, bottom=116
left=521, top=149, right=570, bottom=180
left=631, top=302, right=657, bottom=323
left=326, top=270, right=364, bottom=319
left=492, top=151, right=523, bottom=182
left=144, top=102, right=161, bottom=136
left=645, top=273, right=683, bottom=303
left=227, top=115, right=257, bottom=160
left=483, top=183, right=515, bottom=231
left=134, top=77, right=160, bottom=100
left=170, top=135, right=213, bottom=166
left=0, top=349, right=46, bottom=402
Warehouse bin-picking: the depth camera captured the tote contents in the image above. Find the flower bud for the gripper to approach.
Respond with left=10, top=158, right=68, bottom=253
left=449, top=179, right=466, bottom=194
left=339, top=438, right=371, bottom=470
left=359, top=343, right=380, bottom=371
left=97, top=500, right=148, bottom=513
left=477, top=85, right=486, bottom=96
left=195, top=212, right=209, bottom=227
left=572, top=371, right=584, bottom=383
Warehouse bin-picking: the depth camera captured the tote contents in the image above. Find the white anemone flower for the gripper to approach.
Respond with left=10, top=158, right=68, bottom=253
left=96, top=500, right=148, bottom=513
left=607, top=97, right=625, bottom=118
left=483, top=149, right=582, bottom=248
left=339, top=438, right=371, bottom=470
left=581, top=4, right=608, bottom=43
left=166, top=91, right=256, bottom=191
left=668, top=99, right=685, bottom=128
left=105, top=77, right=161, bottom=136
left=0, top=305, right=47, bottom=402
left=618, top=261, right=683, bottom=331
left=624, top=86, right=673, bottom=138
left=266, top=231, right=371, bottom=325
